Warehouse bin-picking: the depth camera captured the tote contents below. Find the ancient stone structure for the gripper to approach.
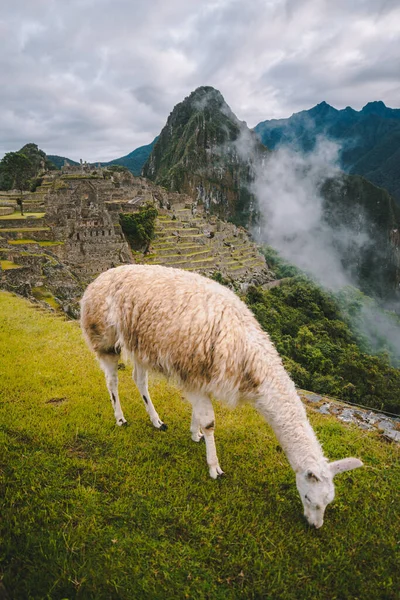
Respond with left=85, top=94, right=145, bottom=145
left=45, top=176, right=132, bottom=279
left=0, top=167, right=272, bottom=315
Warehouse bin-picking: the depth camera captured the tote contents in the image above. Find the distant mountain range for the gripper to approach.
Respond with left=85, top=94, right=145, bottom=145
left=99, top=138, right=158, bottom=174
left=47, top=155, right=80, bottom=169
left=48, top=138, right=157, bottom=175
left=254, top=100, right=400, bottom=204
left=140, top=87, right=400, bottom=304
left=47, top=98, right=400, bottom=208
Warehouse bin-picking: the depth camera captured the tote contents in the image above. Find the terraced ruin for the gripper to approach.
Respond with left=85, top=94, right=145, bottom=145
left=0, top=168, right=272, bottom=315
left=0, top=188, right=83, bottom=316
left=143, top=208, right=268, bottom=282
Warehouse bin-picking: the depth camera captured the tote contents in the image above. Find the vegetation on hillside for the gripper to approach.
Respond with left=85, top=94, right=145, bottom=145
left=0, top=291, right=399, bottom=599
left=246, top=250, right=400, bottom=414
left=0, top=152, right=33, bottom=193
left=0, top=143, right=56, bottom=193
left=120, top=204, right=158, bottom=251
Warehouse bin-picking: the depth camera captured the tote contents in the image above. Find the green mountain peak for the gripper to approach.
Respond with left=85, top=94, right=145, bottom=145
left=142, top=86, right=268, bottom=226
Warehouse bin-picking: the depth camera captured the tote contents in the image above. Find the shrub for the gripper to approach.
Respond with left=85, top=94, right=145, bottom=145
left=245, top=278, right=400, bottom=414
left=120, top=204, right=158, bottom=251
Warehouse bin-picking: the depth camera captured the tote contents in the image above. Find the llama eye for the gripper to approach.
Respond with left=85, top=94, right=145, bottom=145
left=304, top=494, right=311, bottom=504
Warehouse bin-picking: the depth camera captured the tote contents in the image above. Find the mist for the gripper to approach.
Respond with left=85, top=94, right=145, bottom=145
left=252, top=139, right=400, bottom=362
left=254, top=139, right=352, bottom=289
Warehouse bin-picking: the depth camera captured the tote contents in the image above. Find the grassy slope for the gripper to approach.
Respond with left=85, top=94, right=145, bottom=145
left=0, top=291, right=399, bottom=600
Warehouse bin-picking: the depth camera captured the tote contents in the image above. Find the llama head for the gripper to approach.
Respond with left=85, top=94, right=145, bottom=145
left=296, top=458, right=363, bottom=528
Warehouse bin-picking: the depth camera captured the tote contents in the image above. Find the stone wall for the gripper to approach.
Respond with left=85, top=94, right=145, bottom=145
left=45, top=177, right=133, bottom=280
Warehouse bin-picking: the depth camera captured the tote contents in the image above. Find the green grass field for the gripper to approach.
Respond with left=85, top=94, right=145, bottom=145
left=0, top=291, right=399, bottom=599
left=0, top=212, right=46, bottom=220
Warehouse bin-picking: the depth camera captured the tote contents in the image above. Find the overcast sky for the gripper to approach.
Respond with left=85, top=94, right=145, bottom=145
left=1, top=0, right=399, bottom=162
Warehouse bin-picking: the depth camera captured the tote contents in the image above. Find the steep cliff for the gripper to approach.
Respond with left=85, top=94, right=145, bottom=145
left=143, top=86, right=268, bottom=227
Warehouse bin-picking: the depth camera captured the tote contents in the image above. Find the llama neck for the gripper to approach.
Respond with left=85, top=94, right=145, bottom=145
left=255, top=368, right=326, bottom=473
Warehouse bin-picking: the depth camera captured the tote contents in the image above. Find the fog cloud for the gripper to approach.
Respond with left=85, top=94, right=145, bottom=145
left=254, top=140, right=350, bottom=289
left=1, top=0, right=399, bottom=161
left=253, top=140, right=400, bottom=360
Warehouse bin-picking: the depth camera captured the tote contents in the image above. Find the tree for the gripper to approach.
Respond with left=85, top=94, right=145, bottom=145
left=0, top=152, right=33, bottom=192
left=119, top=205, right=158, bottom=252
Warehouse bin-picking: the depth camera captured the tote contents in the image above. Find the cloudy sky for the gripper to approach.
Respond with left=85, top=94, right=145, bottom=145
left=1, top=0, right=399, bottom=162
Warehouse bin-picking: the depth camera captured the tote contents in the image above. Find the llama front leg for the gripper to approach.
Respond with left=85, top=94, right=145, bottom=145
left=190, top=409, right=204, bottom=442
left=187, top=392, right=224, bottom=479
left=98, top=353, right=127, bottom=426
left=133, top=361, right=167, bottom=431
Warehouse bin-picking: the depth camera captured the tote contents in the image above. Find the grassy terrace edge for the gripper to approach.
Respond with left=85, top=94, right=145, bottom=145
left=0, top=291, right=399, bottom=599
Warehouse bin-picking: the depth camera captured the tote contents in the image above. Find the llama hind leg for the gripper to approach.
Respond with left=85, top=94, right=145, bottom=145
left=133, top=361, right=167, bottom=431
left=98, top=353, right=127, bottom=426
left=187, top=392, right=224, bottom=479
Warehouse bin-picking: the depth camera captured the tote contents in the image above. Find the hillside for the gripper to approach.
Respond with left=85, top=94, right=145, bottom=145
left=100, top=137, right=158, bottom=175
left=0, top=290, right=399, bottom=599
left=47, top=155, right=79, bottom=169
left=143, top=86, right=268, bottom=227
left=254, top=101, right=400, bottom=204
left=321, top=174, right=400, bottom=302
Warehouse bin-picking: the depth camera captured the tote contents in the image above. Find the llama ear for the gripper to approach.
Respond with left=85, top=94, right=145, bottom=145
left=306, top=469, right=321, bottom=482
left=329, top=458, right=363, bottom=476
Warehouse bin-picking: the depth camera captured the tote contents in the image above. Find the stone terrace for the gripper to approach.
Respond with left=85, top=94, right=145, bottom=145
left=0, top=187, right=83, bottom=315
left=140, top=205, right=271, bottom=285
left=0, top=169, right=272, bottom=314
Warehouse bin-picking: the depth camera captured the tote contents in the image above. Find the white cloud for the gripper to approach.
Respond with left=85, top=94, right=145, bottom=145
left=0, top=0, right=399, bottom=160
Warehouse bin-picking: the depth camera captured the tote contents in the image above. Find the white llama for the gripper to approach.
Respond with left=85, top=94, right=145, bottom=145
left=80, top=264, right=363, bottom=528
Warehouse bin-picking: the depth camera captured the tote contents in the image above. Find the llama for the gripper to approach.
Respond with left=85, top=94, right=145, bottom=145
left=80, top=264, right=363, bottom=528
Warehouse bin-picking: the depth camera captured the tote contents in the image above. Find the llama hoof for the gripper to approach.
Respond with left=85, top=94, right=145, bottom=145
left=117, top=417, right=128, bottom=426
left=191, top=432, right=204, bottom=442
left=158, top=423, right=168, bottom=431
left=209, top=465, right=224, bottom=479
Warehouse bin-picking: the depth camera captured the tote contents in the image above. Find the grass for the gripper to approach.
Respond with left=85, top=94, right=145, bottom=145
left=8, top=239, right=64, bottom=247
left=31, top=286, right=62, bottom=310
left=0, top=227, right=50, bottom=233
left=0, top=260, right=22, bottom=270
left=0, top=212, right=46, bottom=221
left=0, top=291, right=399, bottom=599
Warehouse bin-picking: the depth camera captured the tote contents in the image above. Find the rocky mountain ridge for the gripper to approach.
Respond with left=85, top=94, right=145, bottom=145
left=143, top=86, right=268, bottom=227
left=254, top=100, right=400, bottom=204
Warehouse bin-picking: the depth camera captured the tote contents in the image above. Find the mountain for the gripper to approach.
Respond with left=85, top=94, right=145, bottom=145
left=100, top=138, right=158, bottom=175
left=254, top=101, right=400, bottom=204
left=48, top=139, right=157, bottom=175
left=47, top=155, right=79, bottom=169
left=142, top=86, right=269, bottom=226
left=321, top=174, right=400, bottom=302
